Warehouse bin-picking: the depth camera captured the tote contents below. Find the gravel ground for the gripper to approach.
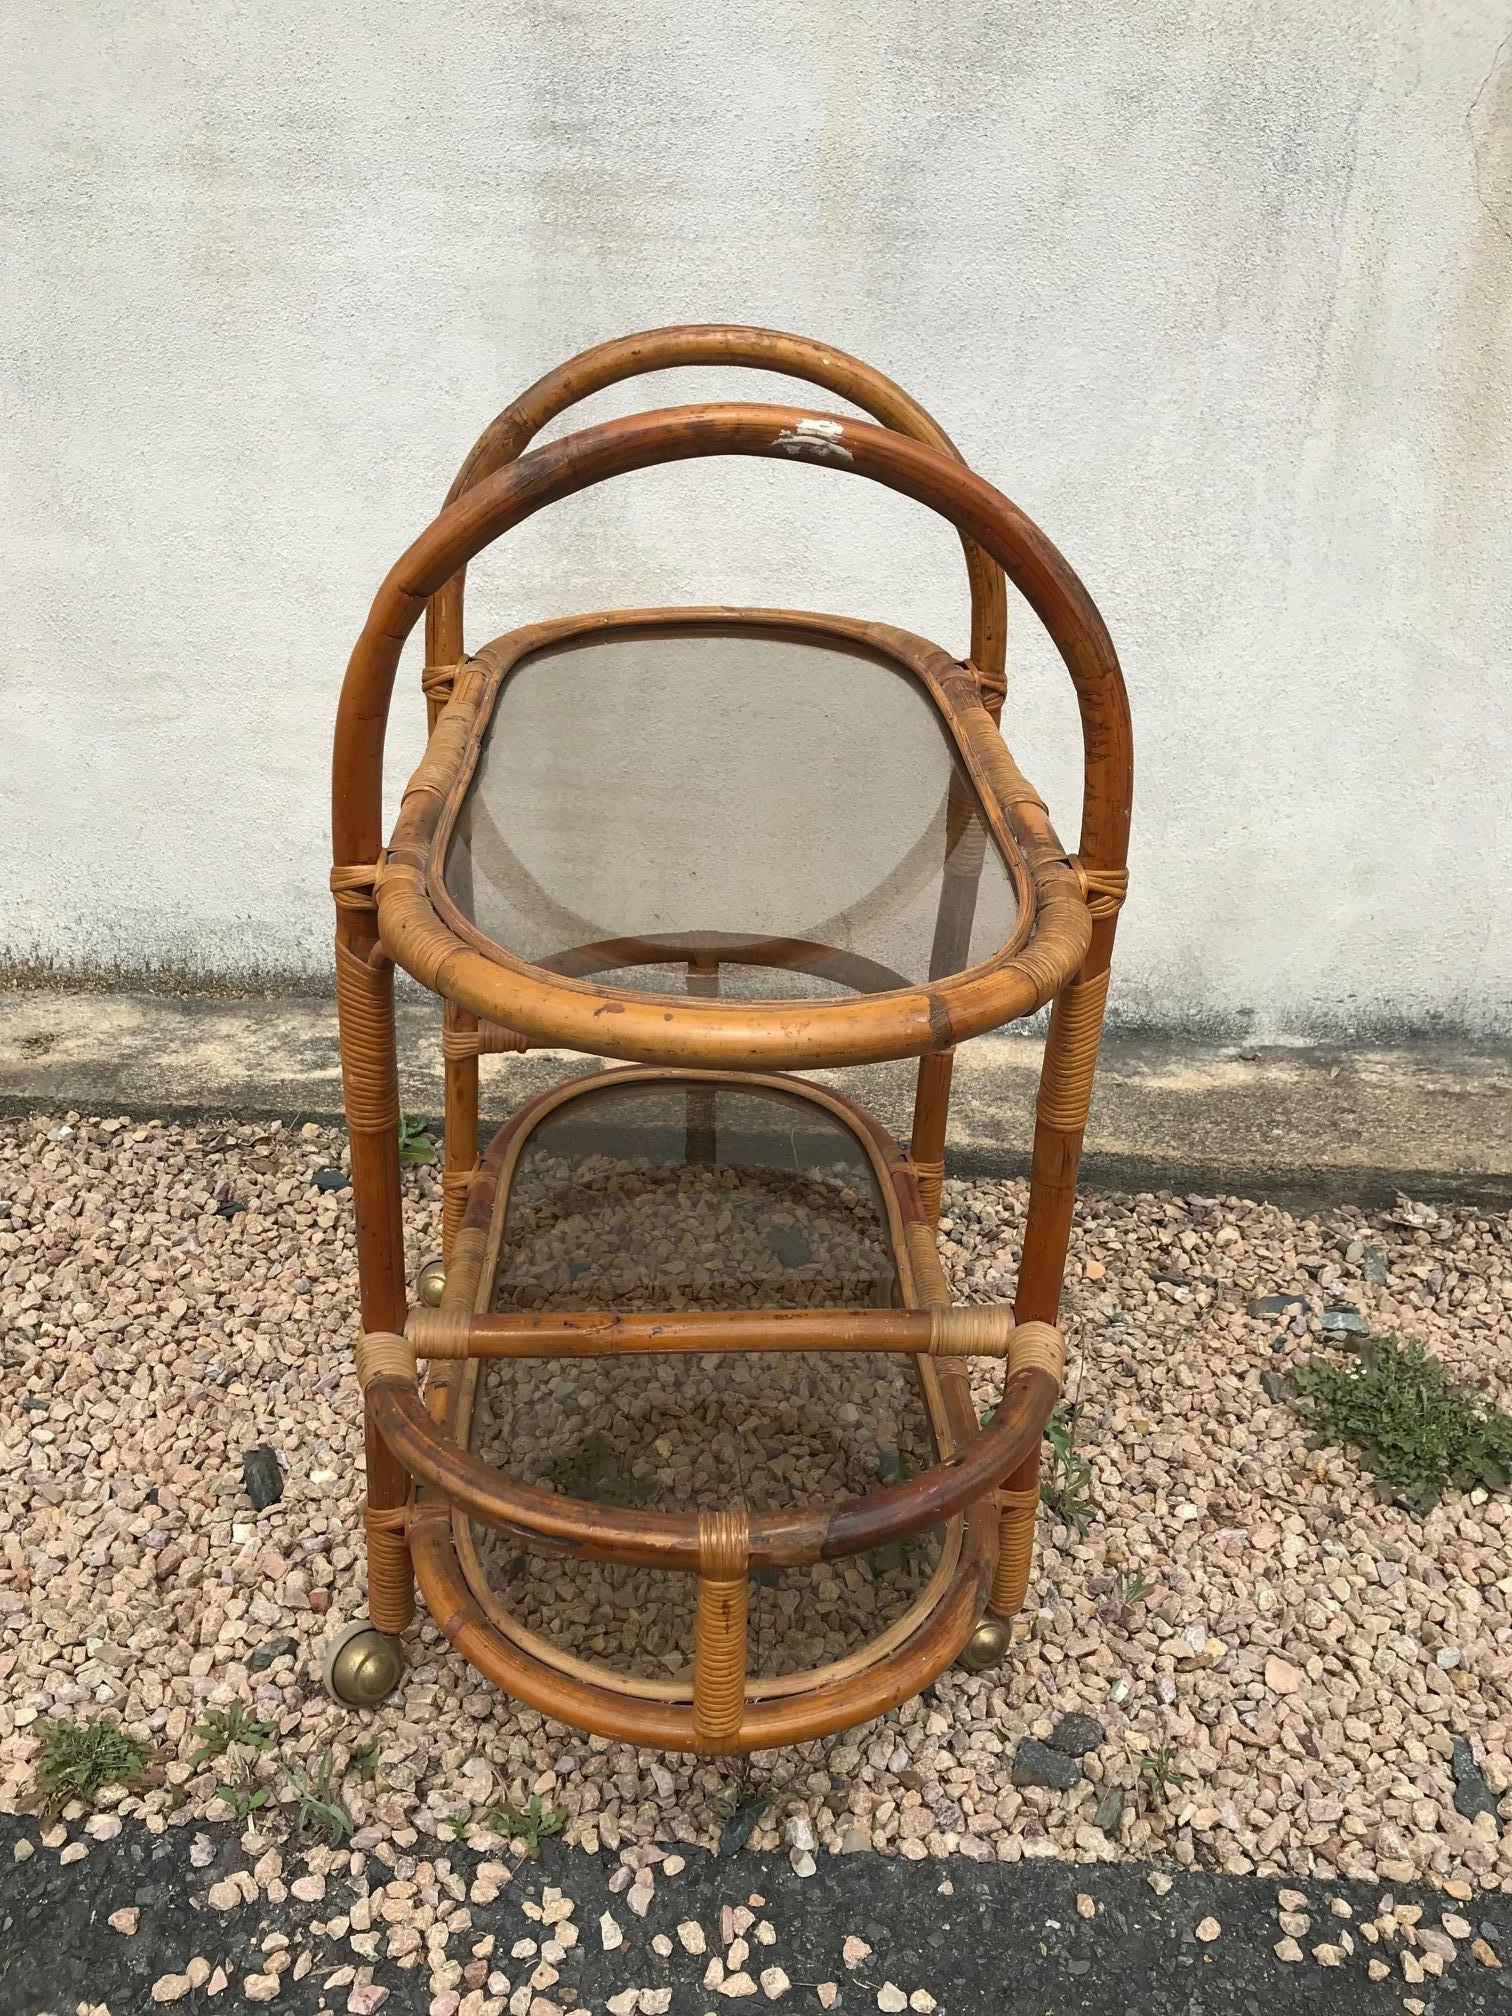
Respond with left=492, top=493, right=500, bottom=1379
left=5, top=1814, right=1509, bottom=2016
left=1, top=1109, right=1509, bottom=1924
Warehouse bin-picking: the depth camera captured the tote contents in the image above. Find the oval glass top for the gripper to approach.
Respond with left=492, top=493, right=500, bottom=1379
left=442, top=624, right=1020, bottom=1001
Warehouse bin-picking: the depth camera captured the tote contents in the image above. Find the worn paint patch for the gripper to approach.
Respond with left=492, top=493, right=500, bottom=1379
left=772, top=417, right=853, bottom=463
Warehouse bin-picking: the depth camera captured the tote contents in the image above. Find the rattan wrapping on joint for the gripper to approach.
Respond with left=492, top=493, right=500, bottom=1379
left=1072, top=860, right=1130, bottom=919
left=406, top=1307, right=472, bottom=1359
left=912, top=1159, right=945, bottom=1221
left=990, top=1484, right=1040, bottom=1617
left=440, top=1019, right=531, bottom=1059
left=355, top=1331, right=417, bottom=1389
left=973, top=736, right=1049, bottom=813
left=1036, top=967, right=1112, bottom=1132
left=329, top=862, right=381, bottom=912
left=929, top=1305, right=1014, bottom=1356
left=334, top=940, right=400, bottom=1131
left=420, top=660, right=461, bottom=703
left=402, top=703, right=477, bottom=806
left=1012, top=931, right=1072, bottom=1008
left=1007, top=1319, right=1065, bottom=1391
left=364, top=1501, right=415, bottom=1632
left=378, top=861, right=465, bottom=978
left=693, top=1511, right=750, bottom=1747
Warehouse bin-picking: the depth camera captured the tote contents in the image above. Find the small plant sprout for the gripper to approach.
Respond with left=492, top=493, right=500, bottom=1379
left=283, top=1749, right=354, bottom=1845
left=487, top=1794, right=565, bottom=1855
left=546, top=1431, right=651, bottom=1508
left=190, top=1704, right=276, bottom=1768
left=348, top=1738, right=380, bottom=1785
left=396, top=1113, right=436, bottom=1167
left=1040, top=1402, right=1096, bottom=1535
left=31, top=1717, right=150, bottom=1817
left=216, top=1765, right=271, bottom=1825
left=1113, top=1567, right=1150, bottom=1610
left=1138, top=1745, right=1187, bottom=1807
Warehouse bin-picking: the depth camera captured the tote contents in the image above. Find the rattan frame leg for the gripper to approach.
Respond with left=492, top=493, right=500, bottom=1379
left=442, top=1004, right=480, bottom=1260
left=692, top=1511, right=750, bottom=1752
left=332, top=871, right=415, bottom=1632
left=992, top=937, right=1115, bottom=1622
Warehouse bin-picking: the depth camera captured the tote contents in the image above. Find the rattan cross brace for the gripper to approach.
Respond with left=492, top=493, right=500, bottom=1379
left=404, top=1304, right=1065, bottom=1367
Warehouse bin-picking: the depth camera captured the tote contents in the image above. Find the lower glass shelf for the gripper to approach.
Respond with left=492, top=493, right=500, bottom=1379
left=407, top=1067, right=998, bottom=1743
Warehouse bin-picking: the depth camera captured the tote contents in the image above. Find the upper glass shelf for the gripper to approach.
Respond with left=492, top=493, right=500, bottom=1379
left=441, top=622, right=1020, bottom=1002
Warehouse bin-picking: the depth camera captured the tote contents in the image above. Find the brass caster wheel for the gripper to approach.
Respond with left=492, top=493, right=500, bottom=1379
left=322, top=1620, right=404, bottom=1707
left=415, top=1256, right=446, bottom=1307
left=957, top=1616, right=1011, bottom=1672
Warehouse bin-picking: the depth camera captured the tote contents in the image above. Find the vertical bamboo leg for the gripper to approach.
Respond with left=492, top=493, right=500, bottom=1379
left=910, top=768, right=992, bottom=1223
left=684, top=954, right=719, bottom=1167
left=442, top=1004, right=479, bottom=1261
left=993, top=951, right=1114, bottom=1622
left=692, top=1511, right=749, bottom=1752
left=332, top=874, right=414, bottom=1632
left=909, top=1050, right=954, bottom=1223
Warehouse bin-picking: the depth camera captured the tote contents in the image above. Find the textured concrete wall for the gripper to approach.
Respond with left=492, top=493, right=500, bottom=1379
left=4, top=3, right=1510, bottom=1037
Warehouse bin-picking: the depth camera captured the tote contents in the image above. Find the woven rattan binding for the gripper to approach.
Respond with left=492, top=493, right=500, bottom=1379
left=692, top=1511, right=750, bottom=1749
left=1035, top=967, right=1112, bottom=1133
left=355, top=1331, right=417, bottom=1389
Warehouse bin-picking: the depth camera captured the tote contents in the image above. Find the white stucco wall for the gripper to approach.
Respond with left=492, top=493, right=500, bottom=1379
left=4, top=2, right=1510, bottom=1038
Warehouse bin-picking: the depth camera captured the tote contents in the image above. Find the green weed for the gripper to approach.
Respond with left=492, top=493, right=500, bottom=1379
left=487, top=1794, right=565, bottom=1854
left=1138, top=1745, right=1187, bottom=1805
left=216, top=1766, right=272, bottom=1824
left=1291, top=1335, right=1512, bottom=1514
left=31, top=1717, right=149, bottom=1816
left=190, top=1705, right=275, bottom=1768
left=283, top=1750, right=353, bottom=1845
left=397, top=1114, right=436, bottom=1167
left=1041, top=1402, right=1096, bottom=1534
left=1112, top=1568, right=1150, bottom=1609
left=547, top=1431, right=650, bottom=1508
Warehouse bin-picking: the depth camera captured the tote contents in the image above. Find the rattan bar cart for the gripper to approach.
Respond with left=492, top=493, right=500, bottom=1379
left=326, top=326, right=1131, bottom=1753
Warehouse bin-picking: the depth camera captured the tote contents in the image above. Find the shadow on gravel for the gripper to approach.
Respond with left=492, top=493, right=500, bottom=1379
left=1, top=1814, right=1507, bottom=2016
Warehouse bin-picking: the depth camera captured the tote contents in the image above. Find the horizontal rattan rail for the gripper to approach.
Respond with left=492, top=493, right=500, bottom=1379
left=404, top=1303, right=1046, bottom=1360
left=359, top=1346, right=1057, bottom=1577
left=406, top=1503, right=993, bottom=1753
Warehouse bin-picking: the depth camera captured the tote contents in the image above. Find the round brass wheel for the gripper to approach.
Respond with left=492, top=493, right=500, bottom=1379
left=322, top=1620, right=404, bottom=1707
left=415, top=1256, right=447, bottom=1307
left=957, top=1616, right=1010, bottom=1672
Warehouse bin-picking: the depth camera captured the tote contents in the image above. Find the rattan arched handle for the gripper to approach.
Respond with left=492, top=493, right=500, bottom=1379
left=425, top=324, right=1007, bottom=707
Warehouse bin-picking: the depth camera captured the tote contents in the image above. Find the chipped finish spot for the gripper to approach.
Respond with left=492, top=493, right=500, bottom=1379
left=772, top=417, right=854, bottom=463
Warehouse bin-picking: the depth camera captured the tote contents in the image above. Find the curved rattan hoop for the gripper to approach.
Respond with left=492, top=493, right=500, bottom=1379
left=380, top=608, right=1075, bottom=1066
left=424, top=322, right=1008, bottom=705
left=334, top=413, right=1131, bottom=1063
left=336, top=405, right=1129, bottom=873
